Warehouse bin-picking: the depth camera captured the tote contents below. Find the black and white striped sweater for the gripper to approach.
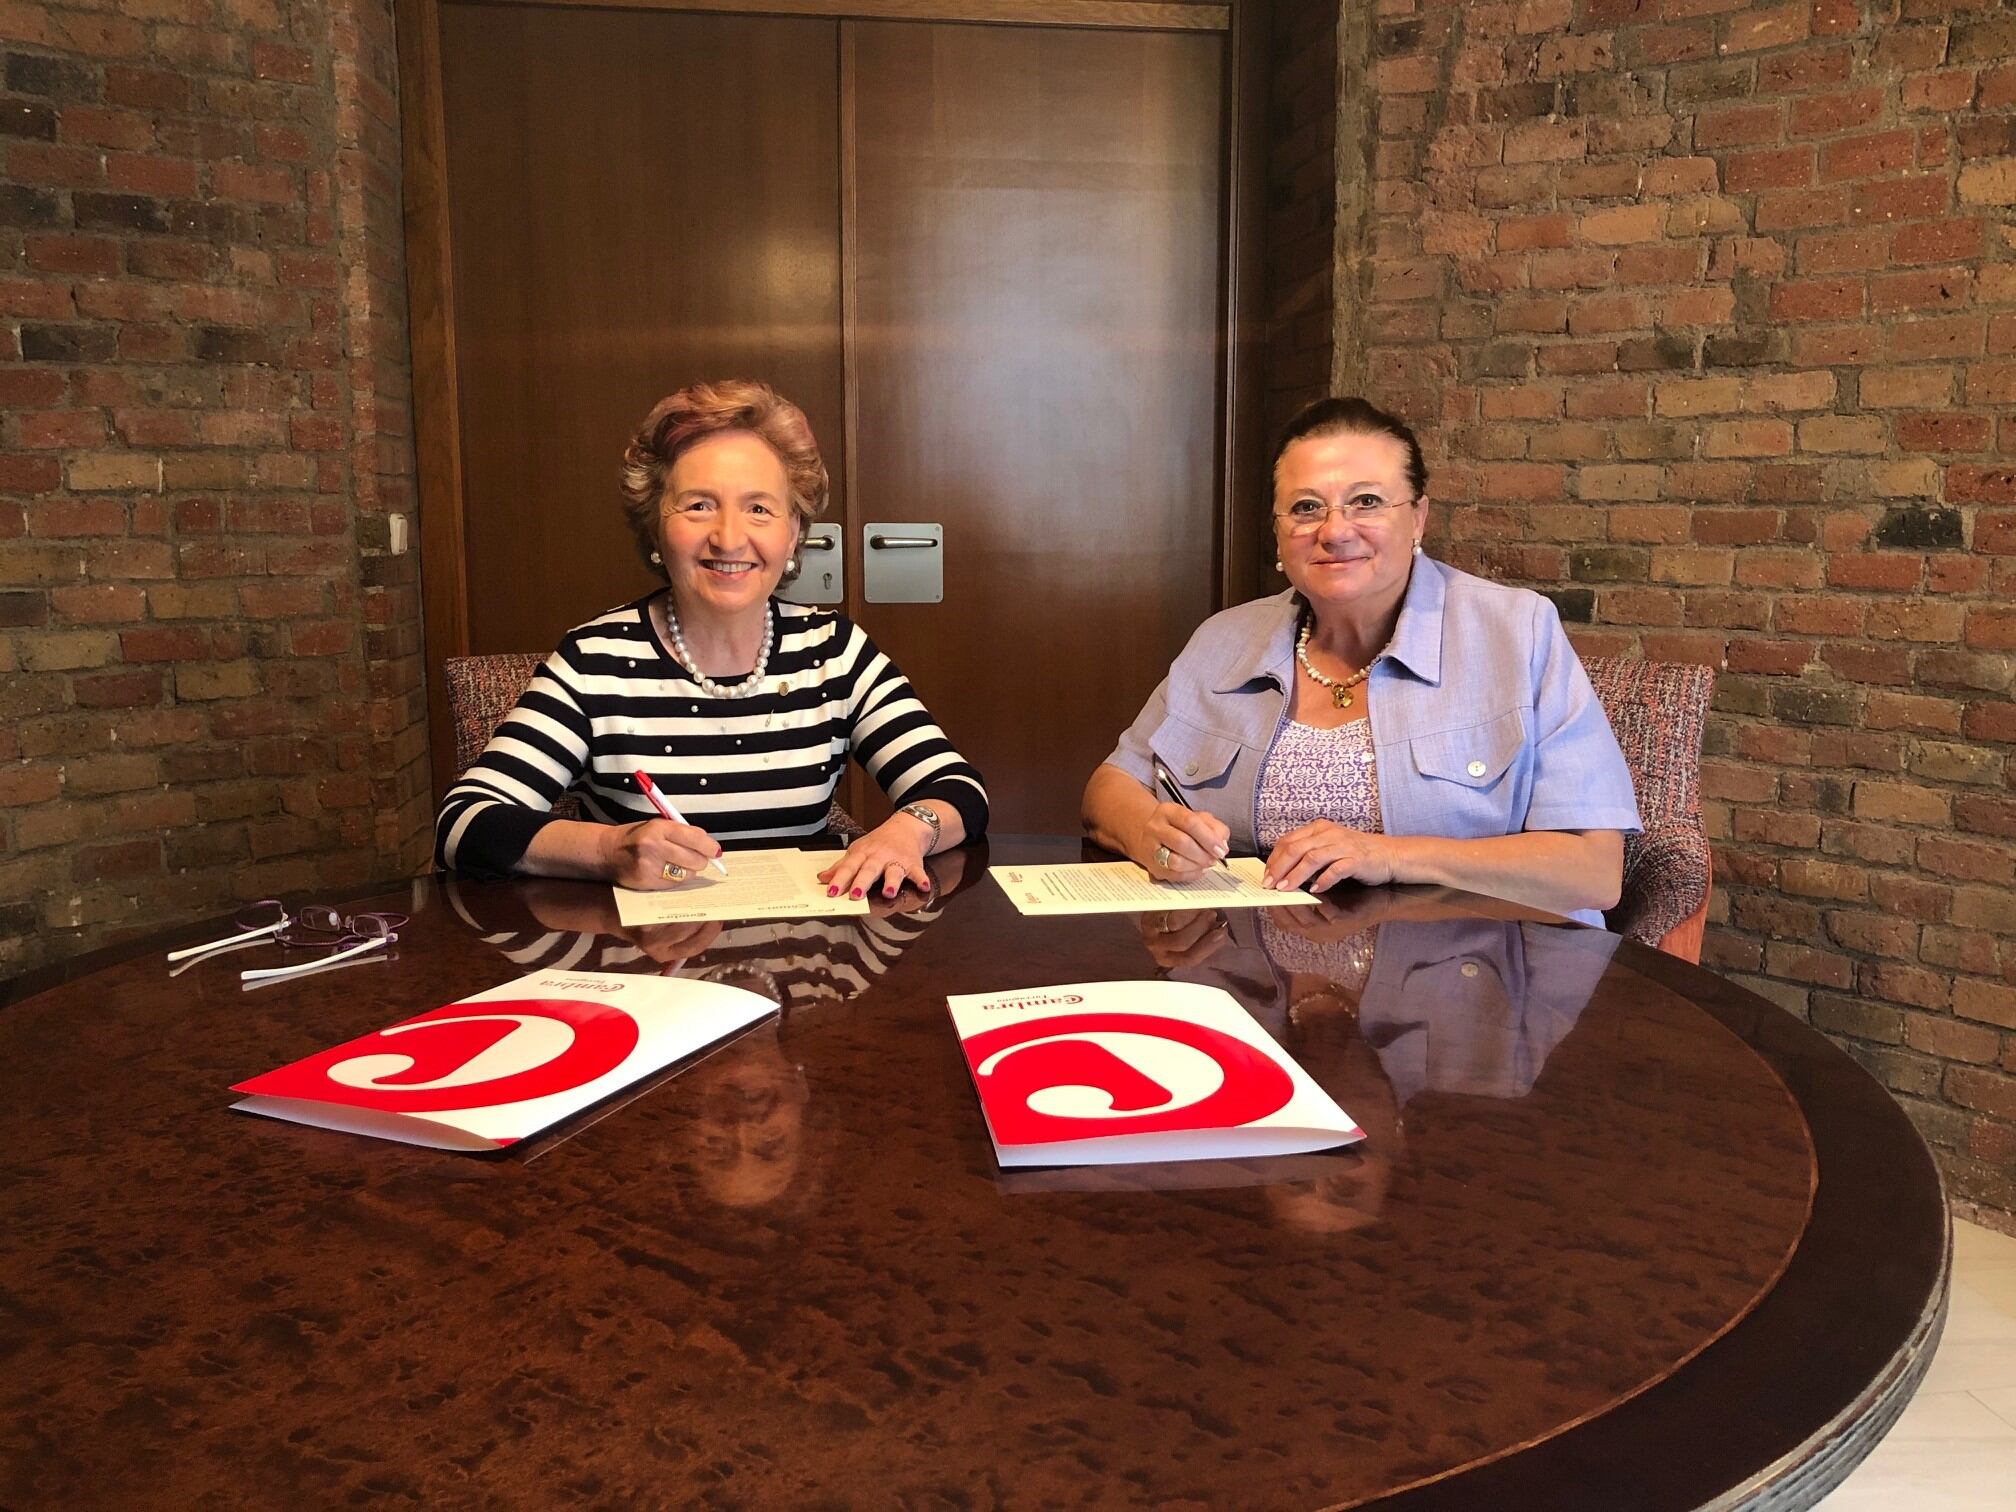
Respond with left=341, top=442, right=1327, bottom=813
left=436, top=595, right=988, bottom=876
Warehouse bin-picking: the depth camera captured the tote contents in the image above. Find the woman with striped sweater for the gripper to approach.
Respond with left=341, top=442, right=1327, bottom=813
left=436, top=381, right=987, bottom=899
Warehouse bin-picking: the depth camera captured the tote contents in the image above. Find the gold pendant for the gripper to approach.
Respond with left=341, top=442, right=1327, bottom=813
left=1333, top=685, right=1352, bottom=710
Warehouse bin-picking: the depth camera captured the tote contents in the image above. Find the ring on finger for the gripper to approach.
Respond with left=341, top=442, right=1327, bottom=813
left=661, top=862, right=687, bottom=882
left=1154, top=843, right=1173, bottom=870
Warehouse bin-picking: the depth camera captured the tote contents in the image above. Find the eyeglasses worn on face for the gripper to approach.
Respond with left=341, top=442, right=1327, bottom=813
left=1273, top=495, right=1416, bottom=536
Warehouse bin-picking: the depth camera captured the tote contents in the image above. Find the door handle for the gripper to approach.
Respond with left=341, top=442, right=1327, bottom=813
left=801, top=535, right=838, bottom=552
left=862, top=522, right=943, bottom=603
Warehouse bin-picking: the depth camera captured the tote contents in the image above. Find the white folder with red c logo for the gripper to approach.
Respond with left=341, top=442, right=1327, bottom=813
left=949, top=980, right=1363, bottom=1167
left=231, top=971, right=775, bottom=1152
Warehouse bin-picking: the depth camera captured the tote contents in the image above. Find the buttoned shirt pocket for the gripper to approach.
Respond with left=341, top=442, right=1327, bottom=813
left=1402, top=709, right=1531, bottom=838
left=1151, top=716, right=1243, bottom=796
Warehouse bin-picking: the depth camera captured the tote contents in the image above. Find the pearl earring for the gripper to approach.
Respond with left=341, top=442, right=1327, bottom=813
left=649, top=550, right=662, bottom=565
left=1412, top=540, right=1423, bottom=557
left=788, top=556, right=799, bottom=574
left=1274, top=559, right=1284, bottom=573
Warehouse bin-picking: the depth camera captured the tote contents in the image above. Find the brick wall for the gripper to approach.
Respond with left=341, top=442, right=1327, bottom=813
left=1347, top=0, right=2016, bottom=1221
left=1, top=0, right=431, bottom=979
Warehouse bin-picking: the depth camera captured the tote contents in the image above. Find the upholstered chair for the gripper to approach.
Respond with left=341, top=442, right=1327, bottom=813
left=1580, top=657, right=1716, bottom=963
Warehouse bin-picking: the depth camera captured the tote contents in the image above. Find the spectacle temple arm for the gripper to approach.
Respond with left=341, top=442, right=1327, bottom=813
left=166, top=914, right=288, bottom=964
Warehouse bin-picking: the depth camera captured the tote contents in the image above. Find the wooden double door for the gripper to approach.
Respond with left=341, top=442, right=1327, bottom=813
left=417, top=2, right=1243, bottom=832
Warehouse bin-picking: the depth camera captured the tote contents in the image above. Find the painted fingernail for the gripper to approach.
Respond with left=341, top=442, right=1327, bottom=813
left=826, top=886, right=838, bottom=897
left=884, top=886, right=896, bottom=898
left=849, top=888, right=863, bottom=900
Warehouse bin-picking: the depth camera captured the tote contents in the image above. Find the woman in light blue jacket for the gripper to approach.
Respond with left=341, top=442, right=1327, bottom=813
left=1082, top=397, right=1639, bottom=926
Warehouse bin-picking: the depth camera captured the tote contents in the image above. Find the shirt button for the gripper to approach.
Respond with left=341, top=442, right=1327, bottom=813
left=699, top=778, right=708, bottom=787
left=1185, top=761, right=1198, bottom=776
left=1461, top=961, right=1480, bottom=979
left=1467, top=759, right=1486, bottom=778
left=627, top=659, right=635, bottom=668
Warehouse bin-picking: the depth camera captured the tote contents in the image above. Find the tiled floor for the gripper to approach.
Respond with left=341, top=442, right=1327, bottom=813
left=1815, top=1219, right=2016, bottom=1509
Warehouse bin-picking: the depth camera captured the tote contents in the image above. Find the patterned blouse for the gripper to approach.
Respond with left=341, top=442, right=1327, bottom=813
left=1255, top=717, right=1382, bottom=851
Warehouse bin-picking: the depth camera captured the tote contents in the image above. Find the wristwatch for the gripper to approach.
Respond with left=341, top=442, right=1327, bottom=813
left=898, top=802, right=942, bottom=852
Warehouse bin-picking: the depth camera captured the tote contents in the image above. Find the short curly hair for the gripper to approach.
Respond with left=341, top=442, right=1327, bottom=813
left=619, top=380, right=829, bottom=581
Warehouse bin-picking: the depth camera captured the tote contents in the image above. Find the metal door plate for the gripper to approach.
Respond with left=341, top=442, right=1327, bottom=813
left=862, top=522, right=942, bottom=604
left=777, top=524, right=844, bottom=606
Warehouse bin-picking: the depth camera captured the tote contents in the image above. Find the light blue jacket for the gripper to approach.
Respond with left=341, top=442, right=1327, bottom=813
left=1103, top=557, right=1641, bottom=925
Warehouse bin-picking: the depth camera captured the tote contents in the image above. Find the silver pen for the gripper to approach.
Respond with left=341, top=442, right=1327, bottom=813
left=1150, top=754, right=1231, bottom=871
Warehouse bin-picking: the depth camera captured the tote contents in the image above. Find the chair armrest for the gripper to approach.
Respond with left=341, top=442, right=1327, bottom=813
left=1607, top=822, right=1713, bottom=961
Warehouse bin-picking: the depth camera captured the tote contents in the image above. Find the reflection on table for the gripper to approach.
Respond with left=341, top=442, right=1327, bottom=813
left=1132, top=894, right=1621, bottom=1233
left=439, top=847, right=975, bottom=1213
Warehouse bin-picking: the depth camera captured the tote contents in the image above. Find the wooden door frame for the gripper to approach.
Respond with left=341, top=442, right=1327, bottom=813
left=398, top=0, right=1270, bottom=804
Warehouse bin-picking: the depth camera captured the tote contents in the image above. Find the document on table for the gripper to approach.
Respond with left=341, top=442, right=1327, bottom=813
left=989, top=858, right=1314, bottom=916
left=613, top=848, right=870, bottom=926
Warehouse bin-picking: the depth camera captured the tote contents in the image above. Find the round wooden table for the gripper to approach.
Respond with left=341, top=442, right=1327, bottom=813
left=0, top=839, right=1947, bottom=1509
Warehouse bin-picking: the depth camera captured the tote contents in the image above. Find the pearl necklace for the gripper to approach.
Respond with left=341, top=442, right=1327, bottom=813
left=664, top=597, right=775, bottom=700
left=1296, top=618, right=1387, bottom=710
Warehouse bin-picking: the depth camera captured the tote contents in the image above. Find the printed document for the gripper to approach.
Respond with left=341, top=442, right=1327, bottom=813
left=989, top=858, right=1313, bottom=916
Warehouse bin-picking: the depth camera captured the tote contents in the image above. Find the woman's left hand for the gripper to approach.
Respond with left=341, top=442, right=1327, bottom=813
left=1263, top=821, right=1405, bottom=893
left=817, top=813, right=933, bottom=900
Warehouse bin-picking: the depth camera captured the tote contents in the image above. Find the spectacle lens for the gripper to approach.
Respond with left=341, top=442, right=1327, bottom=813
left=233, top=899, right=289, bottom=932
left=1275, top=496, right=1411, bottom=536
left=274, top=907, right=410, bottom=949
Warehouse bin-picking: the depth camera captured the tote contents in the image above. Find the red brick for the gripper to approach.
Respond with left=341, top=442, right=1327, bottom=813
left=1728, top=146, right=1813, bottom=192
left=1948, top=466, right=2016, bottom=504
left=1774, top=596, right=1862, bottom=637
left=1827, top=553, right=1923, bottom=590
left=250, top=41, right=314, bottom=83
left=1770, top=277, right=1864, bottom=322
left=1756, top=187, right=1850, bottom=231
left=72, top=669, right=165, bottom=709
left=1695, top=102, right=1783, bottom=148
left=1819, top=130, right=1918, bottom=183
left=1758, top=44, right=1854, bottom=95
left=1724, top=3, right=1809, bottom=51
left=1789, top=86, right=1884, bottom=137
left=14, top=411, right=107, bottom=449
left=1838, top=652, right=1921, bottom=691
left=1795, top=227, right=1889, bottom=274
left=1904, top=69, right=1979, bottom=114
left=1968, top=608, right=2016, bottom=649
left=1889, top=316, right=1985, bottom=361
left=119, top=625, right=209, bottom=662
left=1852, top=175, right=1951, bottom=223
left=1727, top=638, right=1813, bottom=675
left=211, top=160, right=295, bottom=204
left=1898, top=412, right=1992, bottom=452
left=1872, top=268, right=1975, bottom=315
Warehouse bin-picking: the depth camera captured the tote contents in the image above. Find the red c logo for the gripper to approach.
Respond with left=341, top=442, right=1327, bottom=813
left=961, top=1012, right=1293, bottom=1145
left=239, top=998, right=639, bottom=1113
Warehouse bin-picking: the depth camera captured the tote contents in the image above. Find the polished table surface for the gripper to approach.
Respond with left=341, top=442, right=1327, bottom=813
left=1, top=839, right=1946, bottom=1509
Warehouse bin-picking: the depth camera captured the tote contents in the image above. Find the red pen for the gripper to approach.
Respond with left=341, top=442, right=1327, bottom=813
left=632, top=769, right=729, bottom=878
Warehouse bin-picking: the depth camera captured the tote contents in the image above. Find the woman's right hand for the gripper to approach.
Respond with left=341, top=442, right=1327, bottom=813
left=1138, top=802, right=1231, bottom=882
left=600, top=819, right=724, bottom=889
